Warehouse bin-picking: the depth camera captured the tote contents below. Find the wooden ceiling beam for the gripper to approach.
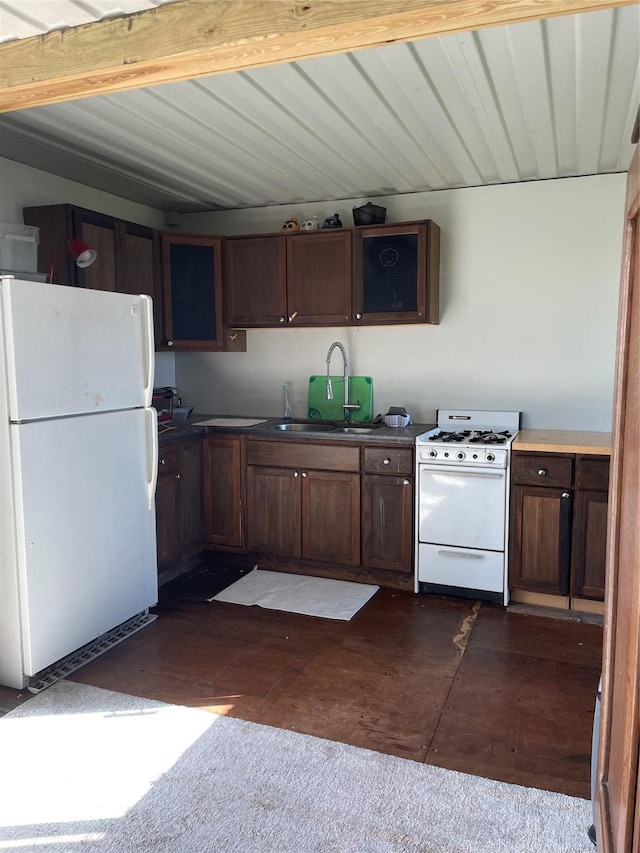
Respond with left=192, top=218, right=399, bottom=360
left=0, top=0, right=634, bottom=113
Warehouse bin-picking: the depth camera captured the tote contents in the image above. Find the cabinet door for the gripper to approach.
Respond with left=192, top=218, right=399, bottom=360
left=225, top=235, right=286, bottom=326
left=246, top=465, right=301, bottom=557
left=161, top=233, right=224, bottom=350
left=71, top=208, right=118, bottom=292
left=286, top=230, right=352, bottom=325
left=571, top=489, right=608, bottom=600
left=509, top=484, right=572, bottom=594
left=352, top=221, right=440, bottom=324
left=301, top=470, right=360, bottom=565
left=362, top=474, right=413, bottom=573
left=178, top=439, right=203, bottom=556
left=203, top=436, right=242, bottom=548
left=118, top=221, right=162, bottom=346
left=155, top=472, right=180, bottom=570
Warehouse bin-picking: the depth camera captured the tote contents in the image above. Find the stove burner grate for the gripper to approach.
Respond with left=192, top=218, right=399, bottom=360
left=428, top=429, right=513, bottom=446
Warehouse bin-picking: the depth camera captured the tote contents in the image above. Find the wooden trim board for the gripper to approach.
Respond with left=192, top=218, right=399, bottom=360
left=0, top=0, right=635, bottom=112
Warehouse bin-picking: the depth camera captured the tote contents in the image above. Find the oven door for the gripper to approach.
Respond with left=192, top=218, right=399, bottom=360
left=418, top=463, right=507, bottom=551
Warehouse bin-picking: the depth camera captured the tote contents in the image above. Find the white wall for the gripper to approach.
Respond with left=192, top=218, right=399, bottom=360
left=177, top=174, right=626, bottom=431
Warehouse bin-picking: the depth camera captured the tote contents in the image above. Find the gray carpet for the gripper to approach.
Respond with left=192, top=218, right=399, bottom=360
left=0, top=681, right=594, bottom=852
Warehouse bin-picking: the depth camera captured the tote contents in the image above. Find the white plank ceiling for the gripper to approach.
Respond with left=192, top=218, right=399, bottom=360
left=0, top=2, right=638, bottom=212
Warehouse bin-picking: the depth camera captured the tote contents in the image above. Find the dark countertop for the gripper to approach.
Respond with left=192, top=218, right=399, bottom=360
left=159, top=414, right=435, bottom=444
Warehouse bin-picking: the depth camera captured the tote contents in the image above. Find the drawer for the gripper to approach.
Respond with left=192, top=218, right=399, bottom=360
left=158, top=443, right=179, bottom=474
left=511, top=453, right=573, bottom=488
left=246, top=439, right=360, bottom=472
left=364, top=446, right=413, bottom=475
left=575, top=455, right=610, bottom=491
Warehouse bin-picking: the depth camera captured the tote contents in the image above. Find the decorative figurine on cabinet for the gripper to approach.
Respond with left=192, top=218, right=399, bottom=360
left=321, top=213, right=343, bottom=229
left=282, top=216, right=301, bottom=233
left=300, top=215, right=319, bottom=231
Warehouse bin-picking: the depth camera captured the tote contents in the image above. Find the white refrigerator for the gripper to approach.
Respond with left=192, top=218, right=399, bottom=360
left=0, top=277, right=159, bottom=690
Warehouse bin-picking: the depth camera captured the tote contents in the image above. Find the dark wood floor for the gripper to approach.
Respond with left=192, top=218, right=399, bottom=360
left=0, top=564, right=602, bottom=799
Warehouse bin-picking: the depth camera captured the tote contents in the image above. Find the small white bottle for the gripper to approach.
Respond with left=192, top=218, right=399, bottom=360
left=282, top=383, right=292, bottom=420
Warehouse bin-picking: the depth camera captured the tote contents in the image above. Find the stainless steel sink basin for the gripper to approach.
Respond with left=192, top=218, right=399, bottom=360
left=272, top=421, right=378, bottom=434
left=273, top=422, right=336, bottom=432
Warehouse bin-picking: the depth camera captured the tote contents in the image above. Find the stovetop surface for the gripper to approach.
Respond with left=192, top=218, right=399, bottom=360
left=425, top=429, right=515, bottom=446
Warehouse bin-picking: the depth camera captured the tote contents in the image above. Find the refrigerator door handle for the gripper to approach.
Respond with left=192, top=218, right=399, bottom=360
left=140, top=295, right=155, bottom=408
left=146, top=407, right=159, bottom=510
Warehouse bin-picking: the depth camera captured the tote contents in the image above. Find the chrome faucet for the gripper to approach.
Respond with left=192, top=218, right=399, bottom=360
left=325, top=341, right=360, bottom=421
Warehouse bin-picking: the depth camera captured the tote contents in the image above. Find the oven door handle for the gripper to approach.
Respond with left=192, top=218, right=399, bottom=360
left=437, top=550, right=485, bottom=559
left=422, top=468, right=505, bottom=480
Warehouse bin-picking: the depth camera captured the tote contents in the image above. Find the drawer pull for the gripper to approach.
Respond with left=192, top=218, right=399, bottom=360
left=561, top=492, right=570, bottom=499
left=175, top=473, right=181, bottom=480
left=383, top=458, right=391, bottom=465
left=289, top=311, right=298, bottom=322
left=538, top=469, right=547, bottom=476
left=438, top=550, right=484, bottom=560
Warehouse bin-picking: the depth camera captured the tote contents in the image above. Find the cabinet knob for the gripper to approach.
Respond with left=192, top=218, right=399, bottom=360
left=537, top=469, right=547, bottom=476
left=383, top=458, right=391, bottom=465
left=175, top=473, right=181, bottom=480
left=279, top=316, right=285, bottom=323
left=293, top=471, right=299, bottom=478
left=160, top=458, right=166, bottom=465
left=403, top=479, right=410, bottom=485
left=167, top=340, right=174, bottom=347
left=289, top=311, right=298, bottom=322
left=561, top=492, right=570, bottom=499
left=356, top=312, right=362, bottom=320
left=301, top=471, right=308, bottom=478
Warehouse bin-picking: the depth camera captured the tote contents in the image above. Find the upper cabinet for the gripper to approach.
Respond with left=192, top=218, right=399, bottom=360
left=225, top=234, right=287, bottom=326
left=352, top=221, right=440, bottom=325
left=286, top=230, right=352, bottom=325
left=160, top=232, right=224, bottom=351
left=224, top=219, right=440, bottom=328
left=224, top=230, right=352, bottom=327
left=23, top=204, right=162, bottom=343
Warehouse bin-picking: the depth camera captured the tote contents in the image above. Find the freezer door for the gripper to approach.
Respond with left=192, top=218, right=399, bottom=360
left=2, top=279, right=154, bottom=420
left=10, top=408, right=158, bottom=676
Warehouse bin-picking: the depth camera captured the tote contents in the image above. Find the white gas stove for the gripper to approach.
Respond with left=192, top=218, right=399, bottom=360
left=415, top=410, right=520, bottom=605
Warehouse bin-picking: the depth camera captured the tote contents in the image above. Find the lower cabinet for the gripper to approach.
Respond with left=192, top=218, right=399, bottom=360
left=570, top=455, right=610, bottom=599
left=509, top=451, right=609, bottom=601
left=155, top=439, right=203, bottom=573
left=202, top=435, right=243, bottom=548
left=245, top=439, right=361, bottom=567
left=362, top=447, right=414, bottom=573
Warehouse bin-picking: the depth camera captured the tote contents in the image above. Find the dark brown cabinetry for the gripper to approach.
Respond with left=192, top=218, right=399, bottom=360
left=352, top=220, right=440, bottom=325
left=224, top=230, right=351, bottom=327
left=245, top=439, right=360, bottom=566
left=286, top=230, right=352, bottom=325
left=202, top=435, right=243, bottom=549
left=571, top=455, right=610, bottom=600
left=155, top=439, right=203, bottom=579
left=509, top=451, right=609, bottom=601
left=224, top=234, right=287, bottom=326
left=362, top=447, right=414, bottom=574
left=224, top=220, right=439, bottom=328
left=160, top=233, right=225, bottom=350
left=23, top=204, right=162, bottom=342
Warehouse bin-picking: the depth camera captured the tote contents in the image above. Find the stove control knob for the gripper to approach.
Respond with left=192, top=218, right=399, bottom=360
left=486, top=452, right=496, bottom=463
left=456, top=451, right=466, bottom=461
left=428, top=449, right=437, bottom=459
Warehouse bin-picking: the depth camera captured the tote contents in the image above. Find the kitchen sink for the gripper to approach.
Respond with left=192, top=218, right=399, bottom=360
left=272, top=421, right=379, bottom=434
left=332, top=426, right=376, bottom=433
left=273, top=422, right=337, bottom=432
